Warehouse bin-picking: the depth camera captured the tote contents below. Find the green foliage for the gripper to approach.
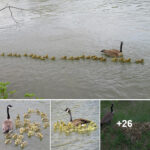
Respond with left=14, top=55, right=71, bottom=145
left=24, top=93, right=35, bottom=98
left=0, top=82, right=16, bottom=99
left=0, top=81, right=37, bottom=99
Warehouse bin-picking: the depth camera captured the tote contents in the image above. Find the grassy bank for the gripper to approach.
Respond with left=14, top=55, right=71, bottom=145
left=101, top=101, right=150, bottom=150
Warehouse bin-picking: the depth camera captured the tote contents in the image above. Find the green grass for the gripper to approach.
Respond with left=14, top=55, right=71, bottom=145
left=101, top=101, right=150, bottom=150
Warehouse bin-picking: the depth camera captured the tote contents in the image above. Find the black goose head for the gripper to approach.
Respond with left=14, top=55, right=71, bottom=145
left=7, top=105, right=12, bottom=119
left=65, top=108, right=72, bottom=122
left=7, top=105, right=12, bottom=108
left=65, top=108, right=71, bottom=114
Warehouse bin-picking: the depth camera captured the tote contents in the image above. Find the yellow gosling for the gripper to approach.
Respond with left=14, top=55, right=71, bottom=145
left=24, top=127, right=30, bottom=133
left=112, top=57, right=118, bottom=62
left=40, top=112, right=47, bottom=118
left=15, top=120, right=22, bottom=128
left=17, top=54, right=21, bottom=57
left=29, top=54, right=33, bottom=57
left=20, top=128, right=25, bottom=134
left=40, top=56, right=45, bottom=60
left=86, top=56, right=91, bottom=59
left=68, top=56, right=74, bottom=60
left=74, top=57, right=80, bottom=60
left=125, top=58, right=131, bottom=63
left=1, top=52, right=5, bottom=56
left=45, top=54, right=49, bottom=59
left=36, top=109, right=41, bottom=115
left=135, top=59, right=144, bottom=64
left=80, top=55, right=85, bottom=59
left=42, top=117, right=49, bottom=122
left=15, top=139, right=22, bottom=146
left=27, top=131, right=34, bottom=137
left=51, top=56, right=56, bottom=60
left=61, top=56, right=67, bottom=60
left=24, top=113, right=30, bottom=119
left=24, top=53, right=28, bottom=57
left=5, top=133, right=12, bottom=139
left=36, top=132, right=43, bottom=140
left=43, top=122, right=50, bottom=129
left=7, top=53, right=12, bottom=56
left=12, top=134, right=18, bottom=140
left=20, top=141, right=28, bottom=149
left=18, top=135, right=24, bottom=140
left=28, top=109, right=35, bottom=114
left=119, top=57, right=125, bottom=62
left=5, top=139, right=12, bottom=144
left=16, top=114, right=20, bottom=120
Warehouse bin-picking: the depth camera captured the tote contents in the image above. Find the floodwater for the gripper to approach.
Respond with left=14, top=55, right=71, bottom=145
left=0, top=100, right=50, bottom=150
left=0, top=0, right=150, bottom=98
left=51, top=100, right=100, bottom=150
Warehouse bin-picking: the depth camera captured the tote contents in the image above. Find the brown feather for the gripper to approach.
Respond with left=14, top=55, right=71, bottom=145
left=101, top=49, right=122, bottom=57
left=2, top=119, right=13, bottom=133
left=72, top=118, right=91, bottom=126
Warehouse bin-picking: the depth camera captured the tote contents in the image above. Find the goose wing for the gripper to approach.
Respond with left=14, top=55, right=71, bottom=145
left=72, top=118, right=91, bottom=126
left=101, top=50, right=119, bottom=57
left=2, top=120, right=13, bottom=133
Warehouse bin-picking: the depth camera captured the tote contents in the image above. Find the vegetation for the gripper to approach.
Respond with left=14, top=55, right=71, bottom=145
left=0, top=81, right=37, bottom=99
left=0, top=82, right=16, bottom=99
left=101, top=101, right=150, bottom=150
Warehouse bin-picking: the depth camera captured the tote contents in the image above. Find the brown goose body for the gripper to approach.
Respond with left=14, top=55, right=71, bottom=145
left=101, top=104, right=114, bottom=126
left=2, top=120, right=13, bottom=133
left=101, top=42, right=123, bottom=57
left=71, top=118, right=91, bottom=126
left=65, top=108, right=91, bottom=126
left=2, top=105, right=13, bottom=133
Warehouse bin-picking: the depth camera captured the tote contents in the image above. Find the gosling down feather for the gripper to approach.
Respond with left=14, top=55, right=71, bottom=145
left=2, top=105, right=13, bottom=134
left=65, top=108, right=91, bottom=126
left=101, top=41, right=123, bottom=57
left=101, top=104, right=114, bottom=126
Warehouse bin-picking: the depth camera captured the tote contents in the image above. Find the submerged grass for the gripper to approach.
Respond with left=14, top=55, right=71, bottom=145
left=101, top=101, right=150, bottom=150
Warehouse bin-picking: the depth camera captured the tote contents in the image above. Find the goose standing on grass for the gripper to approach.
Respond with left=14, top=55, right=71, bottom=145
left=101, top=104, right=114, bottom=126
left=65, top=108, right=91, bottom=126
left=101, top=41, right=123, bottom=57
left=2, top=105, right=13, bottom=133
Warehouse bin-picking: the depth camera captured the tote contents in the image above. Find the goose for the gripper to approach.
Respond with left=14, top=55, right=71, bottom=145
left=65, top=108, right=91, bottom=126
left=101, top=104, right=114, bottom=126
left=2, top=105, right=13, bottom=134
left=101, top=41, right=123, bottom=57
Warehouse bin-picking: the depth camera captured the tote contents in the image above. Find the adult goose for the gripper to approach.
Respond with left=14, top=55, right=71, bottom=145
left=101, top=41, right=123, bottom=57
left=101, top=104, right=114, bottom=126
left=2, top=105, right=13, bottom=133
left=65, top=108, right=91, bottom=126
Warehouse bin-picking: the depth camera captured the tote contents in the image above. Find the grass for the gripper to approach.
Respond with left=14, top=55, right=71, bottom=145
left=101, top=101, right=150, bottom=150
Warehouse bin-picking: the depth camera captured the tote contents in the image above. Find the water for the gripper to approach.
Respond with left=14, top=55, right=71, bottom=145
left=51, top=100, right=100, bottom=150
left=0, top=100, right=50, bottom=150
left=0, top=0, right=150, bottom=98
